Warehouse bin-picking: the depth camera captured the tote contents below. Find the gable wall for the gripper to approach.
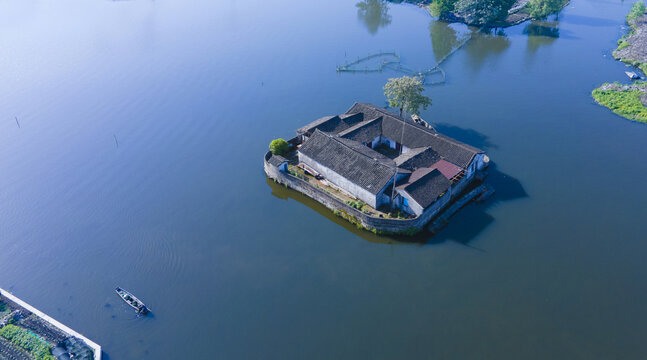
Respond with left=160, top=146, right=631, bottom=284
left=298, top=151, right=379, bottom=208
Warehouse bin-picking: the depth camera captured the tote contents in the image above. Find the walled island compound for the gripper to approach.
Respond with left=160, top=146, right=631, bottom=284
left=264, top=103, right=490, bottom=235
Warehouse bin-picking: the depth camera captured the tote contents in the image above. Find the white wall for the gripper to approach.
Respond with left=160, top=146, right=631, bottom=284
left=298, top=152, right=379, bottom=208
left=371, top=136, right=381, bottom=148
left=375, top=173, right=408, bottom=208
left=465, top=153, right=488, bottom=177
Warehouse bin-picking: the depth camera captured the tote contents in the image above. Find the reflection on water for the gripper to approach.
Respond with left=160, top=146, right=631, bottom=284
left=464, top=28, right=511, bottom=71
left=266, top=178, right=422, bottom=246
left=356, top=0, right=392, bottom=35
left=524, top=20, right=560, bottom=54
left=429, top=21, right=473, bottom=63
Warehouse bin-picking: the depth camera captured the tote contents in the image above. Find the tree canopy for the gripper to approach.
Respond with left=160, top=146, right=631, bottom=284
left=627, top=1, right=646, bottom=24
left=269, top=138, right=290, bottom=156
left=429, top=0, right=457, bottom=18
left=383, top=76, right=432, bottom=117
left=527, top=0, right=566, bottom=19
left=455, top=0, right=514, bottom=25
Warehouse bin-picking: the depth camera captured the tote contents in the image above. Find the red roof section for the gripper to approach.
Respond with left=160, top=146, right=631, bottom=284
left=430, top=160, right=463, bottom=180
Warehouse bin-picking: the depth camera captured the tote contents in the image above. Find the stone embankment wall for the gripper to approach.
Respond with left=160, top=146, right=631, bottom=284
left=264, top=151, right=482, bottom=235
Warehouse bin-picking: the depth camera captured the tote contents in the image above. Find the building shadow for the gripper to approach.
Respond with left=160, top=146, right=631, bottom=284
left=425, top=162, right=528, bottom=247
left=433, top=123, right=498, bottom=151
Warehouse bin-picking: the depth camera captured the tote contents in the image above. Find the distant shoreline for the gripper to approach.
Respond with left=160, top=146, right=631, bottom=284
left=393, top=0, right=569, bottom=28
left=592, top=6, right=647, bottom=124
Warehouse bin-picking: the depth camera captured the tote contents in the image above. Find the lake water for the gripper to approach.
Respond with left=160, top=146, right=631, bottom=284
left=1, top=0, right=646, bottom=358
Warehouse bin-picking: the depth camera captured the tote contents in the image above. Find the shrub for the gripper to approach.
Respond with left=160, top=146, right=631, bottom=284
left=269, top=138, right=290, bottom=156
left=345, top=200, right=366, bottom=210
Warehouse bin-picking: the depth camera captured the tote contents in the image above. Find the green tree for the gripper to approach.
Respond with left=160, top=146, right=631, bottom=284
left=527, top=0, right=566, bottom=19
left=455, top=0, right=514, bottom=25
left=627, top=1, right=646, bottom=24
left=269, top=138, right=290, bottom=156
left=429, top=0, right=457, bottom=18
left=383, top=76, right=432, bottom=117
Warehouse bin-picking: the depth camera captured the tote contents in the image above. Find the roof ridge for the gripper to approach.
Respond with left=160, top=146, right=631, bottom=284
left=337, top=116, right=382, bottom=137
left=433, top=132, right=482, bottom=153
left=313, top=130, right=395, bottom=172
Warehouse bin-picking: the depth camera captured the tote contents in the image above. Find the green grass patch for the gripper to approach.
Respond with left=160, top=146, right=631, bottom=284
left=617, top=39, right=631, bottom=51
left=0, top=324, right=55, bottom=360
left=592, top=83, right=647, bottom=123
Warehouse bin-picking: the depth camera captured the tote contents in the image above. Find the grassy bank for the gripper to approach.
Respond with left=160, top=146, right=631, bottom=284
left=592, top=82, right=647, bottom=123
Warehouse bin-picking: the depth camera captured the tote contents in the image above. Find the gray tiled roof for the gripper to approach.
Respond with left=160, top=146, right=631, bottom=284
left=297, top=113, right=364, bottom=136
left=268, top=154, right=287, bottom=167
left=345, top=102, right=483, bottom=168
left=337, top=117, right=383, bottom=144
left=395, top=147, right=441, bottom=170
left=399, top=169, right=451, bottom=208
left=298, top=130, right=397, bottom=195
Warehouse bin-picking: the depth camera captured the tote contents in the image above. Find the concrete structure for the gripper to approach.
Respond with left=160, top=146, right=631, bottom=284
left=0, top=288, right=101, bottom=360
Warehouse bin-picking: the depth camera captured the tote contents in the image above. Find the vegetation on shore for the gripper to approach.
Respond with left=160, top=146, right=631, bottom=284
left=593, top=2, right=647, bottom=123
left=612, top=1, right=647, bottom=73
left=592, top=83, right=647, bottom=123
left=0, top=324, right=55, bottom=360
left=526, top=0, right=567, bottom=19
left=427, top=0, right=566, bottom=26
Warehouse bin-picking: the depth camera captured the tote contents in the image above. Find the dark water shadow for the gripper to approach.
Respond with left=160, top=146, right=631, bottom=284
left=422, top=162, right=528, bottom=246
left=433, top=123, right=498, bottom=151
left=560, top=14, right=619, bottom=27
left=356, top=0, right=392, bottom=35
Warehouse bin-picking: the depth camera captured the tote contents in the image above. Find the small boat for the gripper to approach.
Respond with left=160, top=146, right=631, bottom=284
left=115, top=287, right=149, bottom=315
left=626, top=71, right=640, bottom=80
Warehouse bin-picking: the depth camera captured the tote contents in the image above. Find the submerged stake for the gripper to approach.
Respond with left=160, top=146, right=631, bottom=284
left=15, top=117, right=20, bottom=128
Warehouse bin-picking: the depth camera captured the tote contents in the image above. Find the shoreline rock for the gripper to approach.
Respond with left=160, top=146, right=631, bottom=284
left=592, top=6, right=647, bottom=124
left=613, top=14, right=647, bottom=74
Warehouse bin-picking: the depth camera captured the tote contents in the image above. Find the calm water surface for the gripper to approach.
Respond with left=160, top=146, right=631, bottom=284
left=1, top=0, right=646, bottom=358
